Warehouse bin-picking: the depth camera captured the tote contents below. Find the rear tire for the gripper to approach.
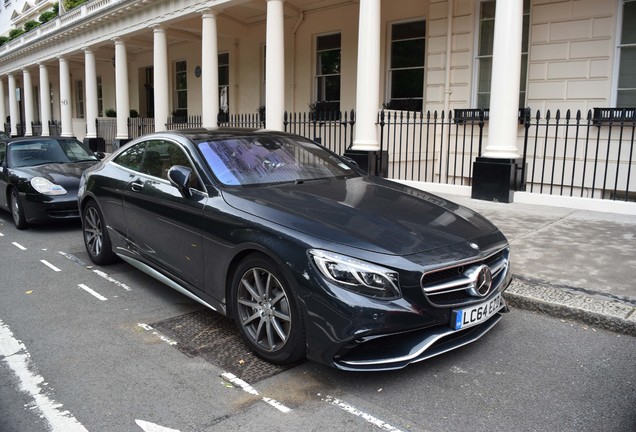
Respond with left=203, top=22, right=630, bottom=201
left=232, top=254, right=306, bottom=365
left=10, top=188, right=28, bottom=230
left=82, top=200, right=116, bottom=265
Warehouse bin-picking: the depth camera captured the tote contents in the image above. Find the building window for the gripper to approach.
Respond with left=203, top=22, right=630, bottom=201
left=387, top=20, right=425, bottom=112
left=219, top=53, right=230, bottom=118
left=174, top=60, right=187, bottom=117
left=33, top=85, right=40, bottom=122
left=617, top=0, right=636, bottom=106
left=475, top=0, right=529, bottom=109
left=97, top=76, right=103, bottom=117
left=75, top=80, right=84, bottom=118
left=314, top=33, right=341, bottom=115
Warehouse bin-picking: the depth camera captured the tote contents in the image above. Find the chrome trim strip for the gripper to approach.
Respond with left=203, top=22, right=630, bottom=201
left=116, top=253, right=217, bottom=312
left=339, top=312, right=503, bottom=368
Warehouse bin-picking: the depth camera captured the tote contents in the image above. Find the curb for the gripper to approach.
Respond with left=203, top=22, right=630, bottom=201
left=503, top=278, right=636, bottom=337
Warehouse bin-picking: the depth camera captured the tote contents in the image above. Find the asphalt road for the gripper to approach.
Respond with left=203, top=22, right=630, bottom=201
left=1, top=214, right=635, bottom=432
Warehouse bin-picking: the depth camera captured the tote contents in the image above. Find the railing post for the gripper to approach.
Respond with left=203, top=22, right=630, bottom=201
left=520, top=107, right=531, bottom=191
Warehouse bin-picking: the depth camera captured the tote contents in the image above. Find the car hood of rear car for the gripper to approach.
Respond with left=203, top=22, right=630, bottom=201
left=221, top=176, right=500, bottom=256
left=16, top=161, right=99, bottom=189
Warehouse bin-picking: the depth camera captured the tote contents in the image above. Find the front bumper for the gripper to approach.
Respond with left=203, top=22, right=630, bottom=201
left=22, top=192, right=80, bottom=223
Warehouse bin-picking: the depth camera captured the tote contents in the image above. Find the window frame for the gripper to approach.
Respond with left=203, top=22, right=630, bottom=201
left=472, top=0, right=530, bottom=109
left=218, top=52, right=230, bottom=117
left=612, top=0, right=636, bottom=106
left=313, top=32, right=342, bottom=114
left=174, top=60, right=188, bottom=116
left=385, top=18, right=426, bottom=112
left=75, top=79, right=84, bottom=119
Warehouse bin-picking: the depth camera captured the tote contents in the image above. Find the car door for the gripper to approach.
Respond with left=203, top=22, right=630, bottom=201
left=122, top=139, right=207, bottom=291
left=0, top=143, right=7, bottom=209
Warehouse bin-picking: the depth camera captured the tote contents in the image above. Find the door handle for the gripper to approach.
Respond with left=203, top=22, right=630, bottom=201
left=130, top=180, right=144, bottom=191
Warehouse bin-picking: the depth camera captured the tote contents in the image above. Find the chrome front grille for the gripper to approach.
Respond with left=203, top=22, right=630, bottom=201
left=421, top=248, right=510, bottom=307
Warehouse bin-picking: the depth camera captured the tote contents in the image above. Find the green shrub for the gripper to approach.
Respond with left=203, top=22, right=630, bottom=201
left=0, top=36, right=8, bottom=47
left=105, top=109, right=116, bottom=118
left=63, top=0, right=88, bottom=11
left=39, top=11, right=57, bottom=24
left=8, top=29, right=25, bottom=40
left=24, top=21, right=40, bottom=32
left=129, top=109, right=139, bottom=118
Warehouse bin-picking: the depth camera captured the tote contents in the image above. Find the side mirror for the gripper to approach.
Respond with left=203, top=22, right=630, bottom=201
left=95, top=152, right=106, bottom=160
left=168, top=165, right=193, bottom=197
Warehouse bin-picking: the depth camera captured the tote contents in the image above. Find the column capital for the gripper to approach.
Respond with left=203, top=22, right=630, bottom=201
left=151, top=24, right=165, bottom=32
left=199, top=8, right=219, bottom=17
left=112, top=36, right=128, bottom=45
left=82, top=46, right=94, bottom=53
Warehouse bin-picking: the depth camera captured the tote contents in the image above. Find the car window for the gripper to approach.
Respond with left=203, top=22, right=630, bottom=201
left=0, top=143, right=6, bottom=166
left=117, top=140, right=201, bottom=189
left=8, top=139, right=97, bottom=168
left=114, top=142, right=147, bottom=172
left=197, top=135, right=355, bottom=186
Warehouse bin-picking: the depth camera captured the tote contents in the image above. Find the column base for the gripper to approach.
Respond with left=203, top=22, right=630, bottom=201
left=343, top=150, right=388, bottom=177
left=471, top=157, right=525, bottom=203
left=84, top=137, right=105, bottom=152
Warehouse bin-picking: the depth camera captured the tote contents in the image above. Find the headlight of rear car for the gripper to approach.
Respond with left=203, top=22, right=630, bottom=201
left=309, top=249, right=401, bottom=299
left=30, top=177, right=67, bottom=195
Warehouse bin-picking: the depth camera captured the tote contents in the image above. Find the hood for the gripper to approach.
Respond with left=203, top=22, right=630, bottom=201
left=221, top=176, right=499, bottom=255
left=19, top=161, right=98, bottom=190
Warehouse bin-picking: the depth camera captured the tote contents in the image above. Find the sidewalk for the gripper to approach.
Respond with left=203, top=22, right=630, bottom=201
left=439, top=193, right=636, bottom=337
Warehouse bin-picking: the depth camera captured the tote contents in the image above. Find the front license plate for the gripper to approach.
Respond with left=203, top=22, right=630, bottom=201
left=450, top=294, right=503, bottom=330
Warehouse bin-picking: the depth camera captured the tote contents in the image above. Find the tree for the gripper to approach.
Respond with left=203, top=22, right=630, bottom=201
left=63, top=0, right=88, bottom=11
left=39, top=11, right=57, bottom=24
left=24, top=20, right=40, bottom=32
left=9, top=29, right=25, bottom=40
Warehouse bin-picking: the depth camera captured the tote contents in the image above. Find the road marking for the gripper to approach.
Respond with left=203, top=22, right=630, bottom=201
left=0, top=320, right=89, bottom=432
left=41, top=260, right=62, bottom=272
left=93, top=269, right=133, bottom=291
left=58, top=251, right=88, bottom=267
left=320, top=394, right=405, bottom=432
left=0, top=232, right=4, bottom=236
left=78, top=284, right=107, bottom=301
left=221, top=372, right=292, bottom=414
left=135, top=419, right=181, bottom=432
left=12, top=242, right=26, bottom=250
left=137, top=323, right=177, bottom=346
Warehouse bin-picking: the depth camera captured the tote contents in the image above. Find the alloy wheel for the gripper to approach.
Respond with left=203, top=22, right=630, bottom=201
left=84, top=206, right=103, bottom=258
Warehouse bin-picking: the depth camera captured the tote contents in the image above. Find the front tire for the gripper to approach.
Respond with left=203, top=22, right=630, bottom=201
left=232, top=254, right=306, bottom=365
left=10, top=188, right=28, bottom=230
left=82, top=200, right=116, bottom=265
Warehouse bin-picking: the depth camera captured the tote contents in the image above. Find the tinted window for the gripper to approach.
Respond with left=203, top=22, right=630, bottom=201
left=8, top=139, right=97, bottom=168
left=114, top=142, right=147, bottom=172
left=198, top=135, right=355, bottom=186
left=0, top=143, right=6, bottom=166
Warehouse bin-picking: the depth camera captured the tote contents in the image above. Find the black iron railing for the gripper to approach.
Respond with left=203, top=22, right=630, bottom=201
left=284, top=110, right=355, bottom=155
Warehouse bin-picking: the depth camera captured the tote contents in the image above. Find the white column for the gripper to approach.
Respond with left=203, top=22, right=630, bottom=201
left=114, top=38, right=130, bottom=141
left=84, top=48, right=98, bottom=139
left=201, top=11, right=219, bottom=128
left=39, top=64, right=51, bottom=136
left=8, top=73, right=19, bottom=137
left=0, top=77, right=5, bottom=132
left=483, top=0, right=523, bottom=158
left=59, top=57, right=73, bottom=137
left=22, top=70, right=34, bottom=136
left=153, top=26, right=169, bottom=132
left=265, top=0, right=285, bottom=131
left=352, top=0, right=381, bottom=150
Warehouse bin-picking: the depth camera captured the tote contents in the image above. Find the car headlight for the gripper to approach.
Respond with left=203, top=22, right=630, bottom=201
left=30, top=177, right=67, bottom=195
left=309, top=249, right=401, bottom=299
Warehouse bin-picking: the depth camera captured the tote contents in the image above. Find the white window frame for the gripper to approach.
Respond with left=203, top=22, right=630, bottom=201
left=174, top=60, right=188, bottom=114
left=313, top=32, right=341, bottom=111
left=471, top=0, right=531, bottom=109
left=75, top=79, right=84, bottom=119
left=385, top=17, right=426, bottom=112
left=218, top=52, right=230, bottom=115
left=612, top=0, right=636, bottom=106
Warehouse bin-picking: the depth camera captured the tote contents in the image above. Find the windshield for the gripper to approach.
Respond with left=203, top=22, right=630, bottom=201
left=198, top=135, right=356, bottom=186
left=9, top=139, right=97, bottom=168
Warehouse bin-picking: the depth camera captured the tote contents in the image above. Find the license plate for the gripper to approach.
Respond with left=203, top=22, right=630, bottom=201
left=450, top=294, right=503, bottom=330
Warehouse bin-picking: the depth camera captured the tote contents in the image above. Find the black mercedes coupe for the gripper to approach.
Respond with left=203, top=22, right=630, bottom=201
left=0, top=137, right=100, bottom=229
left=78, top=129, right=511, bottom=371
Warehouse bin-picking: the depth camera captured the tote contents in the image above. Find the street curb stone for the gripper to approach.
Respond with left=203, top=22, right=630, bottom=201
left=504, top=278, right=636, bottom=337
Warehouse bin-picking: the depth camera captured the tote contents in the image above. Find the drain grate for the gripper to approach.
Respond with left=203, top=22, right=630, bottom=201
left=152, top=309, right=296, bottom=383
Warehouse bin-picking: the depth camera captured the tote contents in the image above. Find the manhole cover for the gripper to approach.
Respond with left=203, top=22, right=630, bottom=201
left=152, top=309, right=297, bottom=383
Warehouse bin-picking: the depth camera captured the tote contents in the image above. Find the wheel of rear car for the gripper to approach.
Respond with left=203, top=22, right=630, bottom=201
left=232, top=254, right=306, bottom=365
left=82, top=200, right=116, bottom=265
left=10, top=188, right=28, bottom=230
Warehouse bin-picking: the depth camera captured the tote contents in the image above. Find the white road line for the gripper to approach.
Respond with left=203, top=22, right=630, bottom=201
left=92, top=269, right=133, bottom=291
left=221, top=372, right=292, bottom=414
left=12, top=242, right=26, bottom=250
left=135, top=419, right=181, bottom=432
left=78, top=284, right=107, bottom=301
left=0, top=232, right=4, bottom=236
left=58, top=251, right=88, bottom=267
left=0, top=320, right=89, bottom=432
left=137, top=324, right=177, bottom=346
left=321, top=394, right=405, bottom=432
left=41, top=260, right=62, bottom=272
